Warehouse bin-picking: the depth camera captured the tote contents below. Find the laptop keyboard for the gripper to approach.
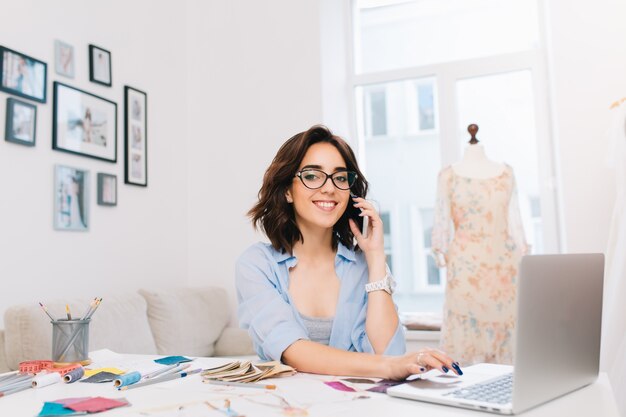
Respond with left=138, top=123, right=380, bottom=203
left=444, top=373, right=513, bottom=404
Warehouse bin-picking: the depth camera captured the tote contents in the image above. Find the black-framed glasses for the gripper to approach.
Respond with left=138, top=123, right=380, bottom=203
left=295, top=169, right=357, bottom=190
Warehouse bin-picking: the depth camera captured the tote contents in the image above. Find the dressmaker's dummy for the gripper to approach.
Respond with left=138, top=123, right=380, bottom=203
left=431, top=124, right=528, bottom=365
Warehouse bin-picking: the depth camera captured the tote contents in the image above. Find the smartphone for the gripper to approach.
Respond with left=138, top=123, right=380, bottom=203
left=350, top=193, right=369, bottom=238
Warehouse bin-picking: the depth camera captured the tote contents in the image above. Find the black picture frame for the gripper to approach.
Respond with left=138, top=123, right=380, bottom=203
left=5, top=97, right=36, bottom=146
left=52, top=81, right=117, bottom=162
left=97, top=173, right=117, bottom=206
left=88, top=44, right=112, bottom=86
left=0, top=46, right=47, bottom=103
left=124, top=86, right=148, bottom=186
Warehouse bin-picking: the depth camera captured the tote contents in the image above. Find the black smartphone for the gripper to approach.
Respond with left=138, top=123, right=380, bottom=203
left=350, top=193, right=369, bottom=238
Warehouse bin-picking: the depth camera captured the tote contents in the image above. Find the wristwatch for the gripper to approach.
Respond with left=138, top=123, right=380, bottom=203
left=365, top=273, right=396, bottom=295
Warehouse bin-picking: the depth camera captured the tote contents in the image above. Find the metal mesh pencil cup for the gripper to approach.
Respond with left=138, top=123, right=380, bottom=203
left=52, top=318, right=91, bottom=364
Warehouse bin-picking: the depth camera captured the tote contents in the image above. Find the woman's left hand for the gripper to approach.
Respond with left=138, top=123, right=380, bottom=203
left=348, top=197, right=385, bottom=257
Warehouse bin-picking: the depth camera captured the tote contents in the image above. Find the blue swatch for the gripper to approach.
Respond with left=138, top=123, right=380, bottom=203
left=38, top=402, right=84, bottom=416
left=154, top=356, right=192, bottom=365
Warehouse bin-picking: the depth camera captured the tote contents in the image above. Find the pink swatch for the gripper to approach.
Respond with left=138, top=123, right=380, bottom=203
left=324, top=381, right=356, bottom=392
left=66, top=397, right=128, bottom=413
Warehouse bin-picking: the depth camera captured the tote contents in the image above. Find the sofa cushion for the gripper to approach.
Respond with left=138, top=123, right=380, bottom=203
left=138, top=287, right=230, bottom=357
left=3, top=294, right=157, bottom=370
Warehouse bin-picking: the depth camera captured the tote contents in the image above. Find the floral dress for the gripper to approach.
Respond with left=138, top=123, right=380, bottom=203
left=431, top=164, right=528, bottom=365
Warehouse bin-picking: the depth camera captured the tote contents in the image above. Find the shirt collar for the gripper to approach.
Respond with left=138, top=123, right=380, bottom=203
left=271, top=241, right=357, bottom=265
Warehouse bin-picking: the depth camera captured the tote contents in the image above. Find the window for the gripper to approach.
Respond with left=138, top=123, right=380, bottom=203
left=348, top=0, right=559, bottom=313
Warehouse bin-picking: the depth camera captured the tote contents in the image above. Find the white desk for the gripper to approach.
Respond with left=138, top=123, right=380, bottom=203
left=0, top=354, right=619, bottom=417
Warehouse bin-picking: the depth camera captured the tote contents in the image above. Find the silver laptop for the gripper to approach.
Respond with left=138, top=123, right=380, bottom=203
left=388, top=253, right=604, bottom=414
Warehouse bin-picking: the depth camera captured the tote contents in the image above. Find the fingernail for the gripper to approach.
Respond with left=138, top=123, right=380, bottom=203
left=442, top=366, right=449, bottom=373
left=451, top=363, right=463, bottom=375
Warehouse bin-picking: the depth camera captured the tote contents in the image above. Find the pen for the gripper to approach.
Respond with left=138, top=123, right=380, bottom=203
left=38, top=302, right=56, bottom=321
left=143, top=363, right=180, bottom=379
left=65, top=304, right=72, bottom=320
left=85, top=298, right=103, bottom=320
left=205, top=379, right=276, bottom=390
left=119, top=368, right=202, bottom=390
left=80, top=297, right=98, bottom=320
left=0, top=381, right=32, bottom=397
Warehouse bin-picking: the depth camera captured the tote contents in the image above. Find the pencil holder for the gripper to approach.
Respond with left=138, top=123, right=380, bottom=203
left=51, top=318, right=91, bottom=365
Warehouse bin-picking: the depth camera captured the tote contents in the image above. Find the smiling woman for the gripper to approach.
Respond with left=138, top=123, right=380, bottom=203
left=236, top=125, right=462, bottom=380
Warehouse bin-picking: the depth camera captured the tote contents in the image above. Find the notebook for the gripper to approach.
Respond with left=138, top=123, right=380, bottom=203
left=387, top=253, right=604, bottom=415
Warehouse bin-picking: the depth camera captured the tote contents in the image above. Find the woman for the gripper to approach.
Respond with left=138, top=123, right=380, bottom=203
left=236, top=125, right=462, bottom=379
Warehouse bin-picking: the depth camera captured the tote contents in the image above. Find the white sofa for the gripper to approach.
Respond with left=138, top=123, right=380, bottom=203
left=0, top=287, right=254, bottom=372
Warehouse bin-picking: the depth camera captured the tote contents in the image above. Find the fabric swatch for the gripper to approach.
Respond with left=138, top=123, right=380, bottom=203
left=66, top=397, right=129, bottom=413
left=366, top=379, right=406, bottom=393
left=341, top=377, right=376, bottom=384
left=323, top=381, right=356, bottom=392
left=37, top=402, right=84, bottom=417
left=80, top=371, right=120, bottom=383
left=154, top=356, right=192, bottom=365
left=83, top=368, right=125, bottom=378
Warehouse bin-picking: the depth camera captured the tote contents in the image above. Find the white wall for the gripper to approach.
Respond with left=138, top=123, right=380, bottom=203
left=185, top=0, right=323, bottom=320
left=0, top=0, right=189, bottom=326
left=544, top=0, right=626, bottom=253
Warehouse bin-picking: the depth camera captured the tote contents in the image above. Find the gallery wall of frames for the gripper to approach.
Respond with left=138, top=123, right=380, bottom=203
left=0, top=41, right=148, bottom=232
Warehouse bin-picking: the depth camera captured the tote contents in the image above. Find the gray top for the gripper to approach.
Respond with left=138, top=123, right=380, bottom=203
left=299, top=313, right=334, bottom=346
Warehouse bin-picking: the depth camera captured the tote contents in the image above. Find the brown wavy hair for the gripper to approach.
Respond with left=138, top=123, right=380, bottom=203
left=248, top=125, right=368, bottom=254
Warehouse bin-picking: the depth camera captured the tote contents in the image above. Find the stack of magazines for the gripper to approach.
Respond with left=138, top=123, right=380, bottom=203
left=201, top=361, right=296, bottom=383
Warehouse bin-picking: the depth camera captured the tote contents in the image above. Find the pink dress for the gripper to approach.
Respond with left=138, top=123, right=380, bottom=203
left=432, top=164, right=528, bottom=365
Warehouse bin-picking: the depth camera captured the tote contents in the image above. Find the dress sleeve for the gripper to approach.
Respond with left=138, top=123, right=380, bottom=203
left=507, top=171, right=530, bottom=255
left=431, top=168, right=453, bottom=267
left=235, top=246, right=309, bottom=361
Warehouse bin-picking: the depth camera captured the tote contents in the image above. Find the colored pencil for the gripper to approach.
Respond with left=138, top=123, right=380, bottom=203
left=38, top=302, right=56, bottom=321
left=119, top=368, right=202, bottom=390
left=205, top=379, right=276, bottom=390
left=65, top=304, right=72, bottom=320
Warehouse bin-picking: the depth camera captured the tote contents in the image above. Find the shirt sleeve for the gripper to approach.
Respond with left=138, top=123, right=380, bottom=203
left=431, top=167, right=453, bottom=267
left=235, top=246, right=309, bottom=361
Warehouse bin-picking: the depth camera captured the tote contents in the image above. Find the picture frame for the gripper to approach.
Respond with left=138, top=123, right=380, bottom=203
left=124, top=86, right=148, bottom=186
left=5, top=97, right=36, bottom=146
left=54, top=40, right=75, bottom=78
left=52, top=81, right=117, bottom=162
left=0, top=46, right=47, bottom=103
left=97, top=173, right=117, bottom=206
left=54, top=164, right=89, bottom=231
left=88, top=44, right=111, bottom=86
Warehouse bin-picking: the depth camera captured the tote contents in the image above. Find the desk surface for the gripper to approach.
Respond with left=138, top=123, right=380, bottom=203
left=0, top=354, right=619, bottom=417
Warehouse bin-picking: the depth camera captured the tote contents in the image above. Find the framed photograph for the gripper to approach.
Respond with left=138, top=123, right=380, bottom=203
left=97, top=173, right=117, bottom=206
left=89, top=44, right=111, bottom=86
left=0, top=46, right=47, bottom=103
left=54, top=40, right=75, bottom=78
left=52, top=81, right=117, bottom=162
left=54, top=165, right=89, bottom=231
left=124, top=86, right=148, bottom=186
left=5, top=97, right=36, bottom=146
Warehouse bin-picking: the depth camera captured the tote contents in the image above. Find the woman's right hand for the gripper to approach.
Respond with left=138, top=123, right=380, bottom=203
left=385, top=348, right=463, bottom=380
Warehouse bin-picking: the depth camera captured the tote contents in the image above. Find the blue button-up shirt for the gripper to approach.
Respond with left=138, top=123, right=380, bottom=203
left=236, top=242, right=406, bottom=361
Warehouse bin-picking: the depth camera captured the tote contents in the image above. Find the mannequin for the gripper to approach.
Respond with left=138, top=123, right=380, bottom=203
left=431, top=123, right=528, bottom=365
left=452, top=124, right=504, bottom=179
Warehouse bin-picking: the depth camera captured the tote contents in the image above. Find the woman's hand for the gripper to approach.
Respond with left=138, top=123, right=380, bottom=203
left=385, top=348, right=463, bottom=381
left=348, top=197, right=385, bottom=257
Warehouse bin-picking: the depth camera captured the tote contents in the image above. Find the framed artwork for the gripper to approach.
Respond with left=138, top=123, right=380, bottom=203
left=97, top=173, right=117, bottom=206
left=88, top=44, right=111, bottom=86
left=54, top=40, right=75, bottom=78
left=5, top=97, right=36, bottom=146
left=54, top=165, right=89, bottom=231
left=52, top=81, right=117, bottom=162
left=124, top=86, right=148, bottom=186
left=0, top=46, right=47, bottom=103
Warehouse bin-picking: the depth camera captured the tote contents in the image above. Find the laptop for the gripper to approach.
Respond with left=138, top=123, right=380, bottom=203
left=387, top=253, right=604, bottom=414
